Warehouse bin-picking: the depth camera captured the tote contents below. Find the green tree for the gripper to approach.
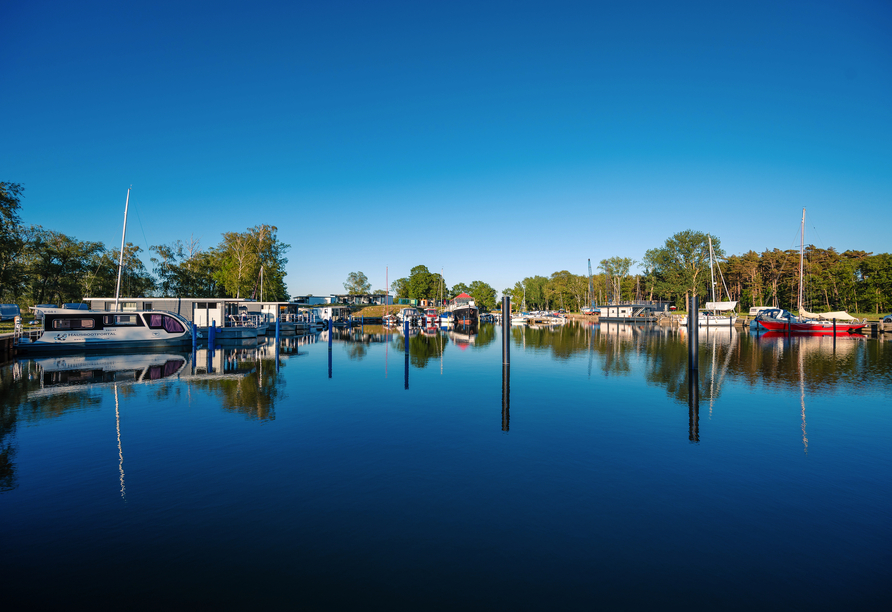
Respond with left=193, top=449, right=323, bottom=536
left=0, top=182, right=26, bottom=302
left=391, top=277, right=408, bottom=298
left=451, top=282, right=470, bottom=296
left=644, top=230, right=722, bottom=306
left=214, top=225, right=289, bottom=300
left=150, top=235, right=213, bottom=297
left=522, top=276, right=550, bottom=310
left=598, top=257, right=636, bottom=303
left=217, top=230, right=256, bottom=298
left=406, top=265, right=445, bottom=300
left=344, top=271, right=371, bottom=294
left=468, top=280, right=497, bottom=312
left=504, top=281, right=525, bottom=311
left=248, top=224, right=289, bottom=301
left=84, top=243, right=155, bottom=299
left=26, top=229, right=106, bottom=304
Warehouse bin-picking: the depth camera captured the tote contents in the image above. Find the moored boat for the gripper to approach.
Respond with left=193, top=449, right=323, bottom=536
left=762, top=209, right=868, bottom=335
left=15, top=308, right=194, bottom=352
left=754, top=308, right=866, bottom=334
left=424, top=308, right=439, bottom=327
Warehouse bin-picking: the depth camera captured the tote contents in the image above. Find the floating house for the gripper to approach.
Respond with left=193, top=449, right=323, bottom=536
left=84, top=297, right=303, bottom=327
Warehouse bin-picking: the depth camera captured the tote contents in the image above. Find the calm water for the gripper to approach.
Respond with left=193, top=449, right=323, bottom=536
left=1, top=323, right=890, bottom=610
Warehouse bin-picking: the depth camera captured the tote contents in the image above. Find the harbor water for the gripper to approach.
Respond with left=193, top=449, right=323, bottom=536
left=1, top=323, right=890, bottom=609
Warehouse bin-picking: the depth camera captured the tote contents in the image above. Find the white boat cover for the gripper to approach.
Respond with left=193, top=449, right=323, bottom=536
left=799, top=308, right=856, bottom=321
left=704, top=301, right=738, bottom=312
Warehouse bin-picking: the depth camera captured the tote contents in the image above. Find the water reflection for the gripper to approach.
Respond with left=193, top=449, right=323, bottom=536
left=1, top=326, right=888, bottom=494
left=502, top=364, right=510, bottom=432
left=688, top=369, right=699, bottom=443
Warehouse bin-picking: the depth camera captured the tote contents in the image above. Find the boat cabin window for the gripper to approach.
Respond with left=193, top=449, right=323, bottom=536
left=104, top=314, right=142, bottom=326
left=146, top=314, right=185, bottom=333
left=143, top=302, right=152, bottom=311
left=122, top=302, right=138, bottom=312
left=52, top=318, right=96, bottom=330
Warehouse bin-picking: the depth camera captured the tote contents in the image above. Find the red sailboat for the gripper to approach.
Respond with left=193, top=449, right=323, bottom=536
left=755, top=209, right=866, bottom=335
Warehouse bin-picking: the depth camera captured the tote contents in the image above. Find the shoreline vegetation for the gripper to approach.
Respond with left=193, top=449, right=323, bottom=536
left=2, top=183, right=890, bottom=319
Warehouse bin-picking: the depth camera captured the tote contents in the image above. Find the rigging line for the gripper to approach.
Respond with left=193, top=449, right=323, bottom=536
left=84, top=251, right=111, bottom=295
left=130, top=194, right=152, bottom=253
left=810, top=223, right=827, bottom=251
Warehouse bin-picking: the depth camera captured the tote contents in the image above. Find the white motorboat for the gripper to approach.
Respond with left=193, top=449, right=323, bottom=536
left=15, top=308, right=194, bottom=352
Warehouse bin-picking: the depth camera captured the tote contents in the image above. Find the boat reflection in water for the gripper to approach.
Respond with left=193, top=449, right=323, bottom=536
left=448, top=323, right=477, bottom=349
left=28, top=353, right=188, bottom=396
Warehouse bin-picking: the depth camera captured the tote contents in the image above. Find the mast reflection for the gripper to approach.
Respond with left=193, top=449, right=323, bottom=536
left=114, top=384, right=126, bottom=501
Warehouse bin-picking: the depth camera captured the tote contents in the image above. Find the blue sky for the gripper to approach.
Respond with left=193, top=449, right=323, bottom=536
left=2, top=0, right=890, bottom=297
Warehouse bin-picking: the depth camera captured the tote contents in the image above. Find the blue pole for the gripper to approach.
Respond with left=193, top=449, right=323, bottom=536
left=192, top=321, right=197, bottom=347
left=275, top=317, right=280, bottom=342
left=328, top=318, right=333, bottom=348
left=404, top=319, right=409, bottom=354
left=209, top=319, right=216, bottom=346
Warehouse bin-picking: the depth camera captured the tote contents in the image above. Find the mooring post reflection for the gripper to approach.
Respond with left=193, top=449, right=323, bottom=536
left=688, top=295, right=699, bottom=371
left=688, top=368, right=700, bottom=443
left=404, top=353, right=409, bottom=390
left=328, top=347, right=332, bottom=379
left=501, top=363, right=510, bottom=431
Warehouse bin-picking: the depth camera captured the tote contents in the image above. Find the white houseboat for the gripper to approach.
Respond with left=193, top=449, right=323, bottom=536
left=15, top=308, right=194, bottom=353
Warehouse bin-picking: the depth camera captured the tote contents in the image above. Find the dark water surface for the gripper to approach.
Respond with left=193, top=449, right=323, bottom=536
left=1, top=323, right=890, bottom=610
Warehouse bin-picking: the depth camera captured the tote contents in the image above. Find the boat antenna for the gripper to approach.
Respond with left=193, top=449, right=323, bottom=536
left=114, top=186, right=131, bottom=312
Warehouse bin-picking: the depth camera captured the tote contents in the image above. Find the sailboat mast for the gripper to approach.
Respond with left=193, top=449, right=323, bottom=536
left=799, top=208, right=805, bottom=313
left=707, top=235, right=716, bottom=303
left=114, top=187, right=131, bottom=312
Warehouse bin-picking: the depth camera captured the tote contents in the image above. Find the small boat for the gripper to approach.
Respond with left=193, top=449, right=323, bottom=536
left=15, top=308, right=194, bottom=352
left=396, top=307, right=421, bottom=324
left=697, top=301, right=738, bottom=327
left=697, top=236, right=738, bottom=326
left=449, top=293, right=478, bottom=328
left=754, top=308, right=866, bottom=334
left=423, top=308, right=439, bottom=327
left=511, top=312, right=529, bottom=325
left=438, top=311, right=454, bottom=328
left=759, top=209, right=867, bottom=335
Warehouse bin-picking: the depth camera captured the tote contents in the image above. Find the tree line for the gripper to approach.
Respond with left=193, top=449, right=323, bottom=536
left=0, top=182, right=290, bottom=308
left=371, top=228, right=891, bottom=316
left=503, top=230, right=892, bottom=314
left=382, top=265, right=499, bottom=312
